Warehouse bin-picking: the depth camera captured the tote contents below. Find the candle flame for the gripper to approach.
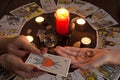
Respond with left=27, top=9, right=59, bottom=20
left=56, top=8, right=69, bottom=19
left=26, top=35, right=34, bottom=42
left=76, top=18, right=86, bottom=25
left=81, top=37, right=91, bottom=45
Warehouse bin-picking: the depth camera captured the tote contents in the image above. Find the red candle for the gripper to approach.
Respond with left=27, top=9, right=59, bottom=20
left=55, top=8, right=69, bottom=35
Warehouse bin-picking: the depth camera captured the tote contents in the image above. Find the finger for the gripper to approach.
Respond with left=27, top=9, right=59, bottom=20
left=64, top=47, right=79, bottom=56
left=41, top=47, right=48, bottom=54
left=76, top=56, right=86, bottom=64
left=56, top=46, right=77, bottom=56
left=72, top=54, right=106, bottom=69
left=71, top=63, right=92, bottom=69
left=15, top=68, right=46, bottom=78
left=55, top=46, right=69, bottom=58
left=65, top=46, right=80, bottom=52
left=69, top=56, right=78, bottom=64
left=8, top=49, right=28, bottom=58
left=22, top=43, right=42, bottom=55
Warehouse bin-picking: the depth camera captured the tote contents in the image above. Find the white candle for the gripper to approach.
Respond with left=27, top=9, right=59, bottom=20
left=76, top=18, right=86, bottom=25
left=81, top=37, right=91, bottom=45
left=26, top=35, right=34, bottom=42
left=35, top=16, right=44, bottom=23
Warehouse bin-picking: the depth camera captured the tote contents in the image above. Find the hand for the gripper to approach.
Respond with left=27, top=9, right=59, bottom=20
left=55, top=46, right=110, bottom=69
left=0, top=35, right=47, bottom=58
left=0, top=54, right=46, bottom=78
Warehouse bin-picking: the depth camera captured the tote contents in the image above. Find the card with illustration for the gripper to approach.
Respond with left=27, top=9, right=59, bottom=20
left=92, top=65, right=120, bottom=80
left=73, top=69, right=85, bottom=80
left=97, top=27, right=120, bottom=38
left=78, top=68, right=104, bottom=80
left=88, top=9, right=110, bottom=21
left=57, top=0, right=71, bottom=9
left=32, top=73, right=56, bottom=80
left=25, top=53, right=71, bottom=77
left=40, top=0, right=57, bottom=13
left=55, top=71, right=80, bottom=80
left=72, top=0, right=88, bottom=6
left=0, top=25, right=21, bottom=37
left=69, top=0, right=88, bottom=13
left=0, top=15, right=26, bottom=27
left=10, top=6, right=31, bottom=20
left=75, top=3, right=99, bottom=17
left=86, top=16, right=119, bottom=30
left=10, top=2, right=44, bottom=21
left=97, top=37, right=120, bottom=49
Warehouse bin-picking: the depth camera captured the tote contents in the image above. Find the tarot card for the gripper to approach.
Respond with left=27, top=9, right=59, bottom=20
left=10, top=6, right=31, bottom=20
left=97, top=37, right=120, bottom=49
left=92, top=65, right=120, bottom=80
left=73, top=69, right=85, bottom=80
left=32, top=73, right=55, bottom=80
left=88, top=9, right=110, bottom=21
left=13, top=76, right=28, bottom=80
left=0, top=25, right=21, bottom=37
left=75, top=3, right=99, bottom=18
left=55, top=75, right=63, bottom=80
left=10, top=2, right=44, bottom=21
left=86, top=16, right=119, bottom=30
left=56, top=72, right=77, bottom=80
left=70, top=71, right=79, bottom=80
left=23, top=2, right=44, bottom=20
left=0, top=15, right=26, bottom=27
left=79, top=68, right=105, bottom=80
left=25, top=53, right=71, bottom=77
left=57, top=0, right=71, bottom=9
left=97, top=27, right=120, bottom=38
left=69, top=0, right=88, bottom=13
left=40, top=0, right=57, bottom=13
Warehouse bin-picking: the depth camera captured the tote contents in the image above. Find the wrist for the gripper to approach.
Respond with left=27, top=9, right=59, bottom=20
left=107, top=49, right=120, bottom=64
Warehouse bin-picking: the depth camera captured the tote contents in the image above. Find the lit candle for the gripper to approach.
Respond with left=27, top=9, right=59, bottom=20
left=81, top=37, right=91, bottom=45
left=35, top=16, right=44, bottom=24
left=55, top=8, right=69, bottom=35
left=76, top=18, right=86, bottom=25
left=26, top=35, right=34, bottom=42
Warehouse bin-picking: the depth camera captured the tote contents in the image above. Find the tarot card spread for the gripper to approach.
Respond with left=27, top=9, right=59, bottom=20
left=25, top=53, right=71, bottom=77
